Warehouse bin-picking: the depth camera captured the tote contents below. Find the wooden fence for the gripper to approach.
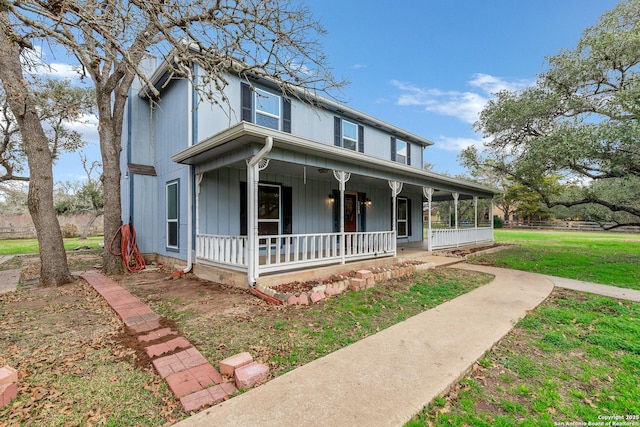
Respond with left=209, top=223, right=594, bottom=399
left=503, top=220, right=640, bottom=233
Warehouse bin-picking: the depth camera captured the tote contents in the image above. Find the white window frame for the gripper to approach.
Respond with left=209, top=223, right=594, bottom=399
left=396, top=139, right=408, bottom=164
left=397, top=197, right=408, bottom=238
left=166, top=180, right=179, bottom=250
left=255, top=88, right=281, bottom=130
left=258, top=183, right=281, bottom=236
left=342, top=119, right=358, bottom=151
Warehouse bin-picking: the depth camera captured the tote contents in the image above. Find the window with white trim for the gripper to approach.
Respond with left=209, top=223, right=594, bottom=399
left=391, top=137, right=410, bottom=165
left=342, top=120, right=358, bottom=151
left=396, top=140, right=408, bottom=164
left=166, top=181, right=179, bottom=249
left=258, top=184, right=281, bottom=235
left=255, top=88, right=281, bottom=130
left=397, top=197, right=408, bottom=238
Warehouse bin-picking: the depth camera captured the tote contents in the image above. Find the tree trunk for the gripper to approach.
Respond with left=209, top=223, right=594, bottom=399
left=96, top=93, right=124, bottom=275
left=80, top=210, right=103, bottom=239
left=0, top=15, right=72, bottom=286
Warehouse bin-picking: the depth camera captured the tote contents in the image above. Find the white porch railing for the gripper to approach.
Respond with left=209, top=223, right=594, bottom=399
left=196, top=234, right=248, bottom=269
left=195, top=231, right=396, bottom=274
left=343, top=231, right=396, bottom=261
left=259, top=230, right=396, bottom=273
left=430, top=227, right=494, bottom=250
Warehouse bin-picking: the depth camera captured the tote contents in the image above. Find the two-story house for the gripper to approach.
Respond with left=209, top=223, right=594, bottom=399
left=121, top=58, right=496, bottom=288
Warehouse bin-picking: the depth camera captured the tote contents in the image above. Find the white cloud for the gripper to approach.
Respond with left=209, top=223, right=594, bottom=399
left=435, top=135, right=485, bottom=152
left=468, top=73, right=531, bottom=94
left=64, top=113, right=100, bottom=144
left=22, top=45, right=83, bottom=80
left=42, top=63, right=83, bottom=79
left=391, top=73, right=533, bottom=124
left=351, top=63, right=367, bottom=70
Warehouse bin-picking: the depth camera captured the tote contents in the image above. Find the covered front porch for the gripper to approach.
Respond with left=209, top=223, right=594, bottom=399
left=173, top=122, right=496, bottom=287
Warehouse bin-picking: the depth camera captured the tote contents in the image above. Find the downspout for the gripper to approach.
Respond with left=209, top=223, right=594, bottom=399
left=247, top=136, right=274, bottom=287
left=126, top=88, right=133, bottom=225
left=182, top=68, right=197, bottom=274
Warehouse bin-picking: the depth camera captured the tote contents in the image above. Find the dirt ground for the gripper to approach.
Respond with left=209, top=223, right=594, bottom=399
left=0, top=247, right=498, bottom=427
left=0, top=251, right=267, bottom=425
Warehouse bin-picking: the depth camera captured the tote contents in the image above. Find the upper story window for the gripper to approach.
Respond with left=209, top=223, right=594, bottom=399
left=391, top=137, right=411, bottom=165
left=255, top=89, right=281, bottom=130
left=334, top=116, right=364, bottom=152
left=241, top=82, right=291, bottom=132
left=342, top=120, right=358, bottom=151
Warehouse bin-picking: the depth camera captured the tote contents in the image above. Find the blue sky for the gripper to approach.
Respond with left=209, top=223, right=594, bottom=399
left=52, top=0, right=620, bottom=182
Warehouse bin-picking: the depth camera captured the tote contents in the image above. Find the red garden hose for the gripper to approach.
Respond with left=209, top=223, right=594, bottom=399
left=109, top=224, right=146, bottom=273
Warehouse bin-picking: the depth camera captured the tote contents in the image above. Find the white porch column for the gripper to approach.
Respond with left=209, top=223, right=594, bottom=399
left=389, top=180, right=403, bottom=255
left=452, top=192, right=459, bottom=247
left=195, top=173, right=203, bottom=254
left=333, top=170, right=351, bottom=264
left=246, top=136, right=273, bottom=286
left=474, top=195, right=478, bottom=244
left=423, top=187, right=434, bottom=251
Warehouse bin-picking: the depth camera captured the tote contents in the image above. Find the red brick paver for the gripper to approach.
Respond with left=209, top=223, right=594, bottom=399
left=145, top=337, right=191, bottom=358
left=80, top=272, right=235, bottom=411
left=180, top=382, right=238, bottom=412
left=138, top=327, right=176, bottom=343
left=0, top=382, right=17, bottom=407
left=219, top=352, right=253, bottom=376
left=166, top=364, right=222, bottom=397
left=234, top=362, right=269, bottom=389
left=153, top=347, right=209, bottom=378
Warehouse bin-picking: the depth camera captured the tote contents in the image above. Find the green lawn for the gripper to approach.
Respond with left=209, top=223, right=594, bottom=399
left=408, top=289, right=640, bottom=427
left=0, top=236, right=103, bottom=255
left=408, top=228, right=640, bottom=426
left=471, top=229, right=640, bottom=289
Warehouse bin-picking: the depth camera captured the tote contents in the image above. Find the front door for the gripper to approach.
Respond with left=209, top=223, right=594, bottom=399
left=344, top=194, right=357, bottom=232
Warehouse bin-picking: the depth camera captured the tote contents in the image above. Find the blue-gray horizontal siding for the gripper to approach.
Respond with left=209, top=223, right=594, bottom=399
left=131, top=174, right=158, bottom=254
left=195, top=73, right=426, bottom=170
left=151, top=78, right=190, bottom=260
left=198, top=167, right=423, bottom=242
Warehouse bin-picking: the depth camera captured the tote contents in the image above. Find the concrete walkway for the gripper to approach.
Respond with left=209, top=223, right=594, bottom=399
left=175, top=263, right=554, bottom=427
left=0, top=256, right=19, bottom=295
left=542, top=274, right=640, bottom=303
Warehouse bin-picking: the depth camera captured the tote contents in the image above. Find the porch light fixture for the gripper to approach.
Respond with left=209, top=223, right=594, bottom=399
left=328, top=193, right=335, bottom=202
left=365, top=198, right=372, bottom=206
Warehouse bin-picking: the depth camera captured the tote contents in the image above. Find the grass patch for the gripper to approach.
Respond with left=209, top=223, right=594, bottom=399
left=469, top=229, right=640, bottom=289
left=150, top=269, right=492, bottom=376
left=0, top=280, right=183, bottom=426
left=0, top=236, right=103, bottom=255
left=406, top=289, right=640, bottom=426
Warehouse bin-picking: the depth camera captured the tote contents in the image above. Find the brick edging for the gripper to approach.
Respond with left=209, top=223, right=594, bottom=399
left=255, top=261, right=434, bottom=306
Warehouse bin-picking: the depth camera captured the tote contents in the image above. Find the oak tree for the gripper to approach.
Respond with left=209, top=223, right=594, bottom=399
left=462, top=0, right=640, bottom=230
left=5, top=0, right=345, bottom=273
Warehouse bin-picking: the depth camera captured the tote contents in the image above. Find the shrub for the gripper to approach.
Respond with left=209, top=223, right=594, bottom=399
left=61, top=223, right=79, bottom=238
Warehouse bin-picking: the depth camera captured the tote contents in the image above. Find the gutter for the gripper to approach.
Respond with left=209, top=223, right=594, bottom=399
left=182, top=67, right=196, bottom=274
left=246, top=135, right=274, bottom=287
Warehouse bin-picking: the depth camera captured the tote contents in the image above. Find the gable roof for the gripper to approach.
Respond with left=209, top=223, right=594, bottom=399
left=138, top=56, right=434, bottom=148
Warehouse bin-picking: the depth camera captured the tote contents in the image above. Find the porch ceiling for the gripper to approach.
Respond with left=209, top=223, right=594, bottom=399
left=172, top=122, right=498, bottom=198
